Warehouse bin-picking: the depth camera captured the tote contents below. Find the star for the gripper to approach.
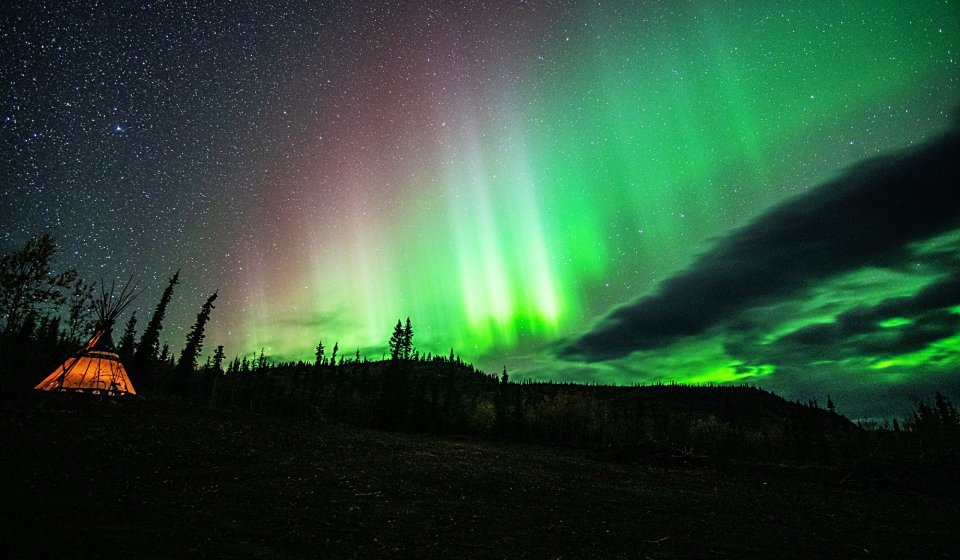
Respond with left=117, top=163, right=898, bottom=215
left=2, top=0, right=957, bottom=418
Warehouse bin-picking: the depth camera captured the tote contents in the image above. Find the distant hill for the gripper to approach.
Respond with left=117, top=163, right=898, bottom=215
left=162, top=357, right=862, bottom=466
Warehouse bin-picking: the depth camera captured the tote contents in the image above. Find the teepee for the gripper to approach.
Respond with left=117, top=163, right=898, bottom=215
left=35, top=277, right=140, bottom=396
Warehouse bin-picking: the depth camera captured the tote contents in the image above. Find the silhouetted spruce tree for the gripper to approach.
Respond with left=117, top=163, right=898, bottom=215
left=935, top=392, right=959, bottom=427
left=116, top=311, right=137, bottom=362
left=175, top=291, right=217, bottom=390
left=826, top=394, right=836, bottom=413
left=207, top=346, right=225, bottom=408
left=330, top=342, right=338, bottom=367
left=402, top=317, right=413, bottom=359
left=135, top=270, right=179, bottom=363
left=904, top=393, right=960, bottom=456
left=389, top=319, right=404, bottom=360
left=501, top=366, right=509, bottom=384
left=212, top=345, right=226, bottom=375
left=159, top=341, right=171, bottom=364
left=315, top=340, right=325, bottom=366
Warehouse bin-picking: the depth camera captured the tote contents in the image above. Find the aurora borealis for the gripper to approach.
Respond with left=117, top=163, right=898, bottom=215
left=3, top=1, right=959, bottom=417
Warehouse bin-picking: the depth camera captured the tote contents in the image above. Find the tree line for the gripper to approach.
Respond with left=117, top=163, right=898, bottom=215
left=0, top=235, right=219, bottom=396
left=2, top=233, right=958, bottom=472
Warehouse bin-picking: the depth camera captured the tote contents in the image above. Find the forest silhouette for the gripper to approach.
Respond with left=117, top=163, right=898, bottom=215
left=2, top=233, right=958, bottom=471
left=2, top=233, right=959, bottom=559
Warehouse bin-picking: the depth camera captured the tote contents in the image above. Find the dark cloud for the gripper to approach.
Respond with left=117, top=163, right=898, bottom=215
left=836, top=276, right=960, bottom=328
left=761, top=308, right=960, bottom=365
left=562, top=124, right=960, bottom=361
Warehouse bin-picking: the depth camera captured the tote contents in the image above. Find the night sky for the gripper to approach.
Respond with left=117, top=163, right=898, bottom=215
left=3, top=1, right=958, bottom=418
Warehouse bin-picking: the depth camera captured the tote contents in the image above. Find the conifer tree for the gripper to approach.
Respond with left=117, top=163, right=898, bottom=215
left=389, top=319, right=404, bottom=360
left=159, top=341, right=171, bottom=364
left=135, top=270, right=179, bottom=363
left=330, top=342, right=339, bottom=367
left=176, top=291, right=217, bottom=377
left=402, top=317, right=414, bottom=359
left=934, top=392, right=958, bottom=427
left=117, top=311, right=138, bottom=361
left=212, top=345, right=226, bottom=374
left=315, top=340, right=325, bottom=366
left=501, top=366, right=509, bottom=384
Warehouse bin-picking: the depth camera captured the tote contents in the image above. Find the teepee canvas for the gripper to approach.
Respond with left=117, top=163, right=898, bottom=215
left=35, top=278, right=140, bottom=396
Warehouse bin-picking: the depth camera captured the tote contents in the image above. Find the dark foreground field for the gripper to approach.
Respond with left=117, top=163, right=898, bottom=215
left=1, top=399, right=957, bottom=559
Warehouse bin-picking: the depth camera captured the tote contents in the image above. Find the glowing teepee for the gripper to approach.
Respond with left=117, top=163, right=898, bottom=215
left=35, top=278, right=140, bottom=396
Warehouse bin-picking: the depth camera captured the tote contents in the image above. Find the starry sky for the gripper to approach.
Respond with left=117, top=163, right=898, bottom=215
left=2, top=1, right=959, bottom=418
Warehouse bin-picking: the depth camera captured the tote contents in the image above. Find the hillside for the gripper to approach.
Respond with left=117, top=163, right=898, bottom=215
left=2, top=398, right=957, bottom=559
left=160, top=358, right=864, bottom=466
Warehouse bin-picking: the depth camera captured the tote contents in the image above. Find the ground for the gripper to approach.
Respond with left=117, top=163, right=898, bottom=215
left=1, top=398, right=956, bottom=559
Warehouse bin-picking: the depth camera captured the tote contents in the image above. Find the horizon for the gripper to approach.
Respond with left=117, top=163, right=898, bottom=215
left=3, top=1, right=959, bottom=419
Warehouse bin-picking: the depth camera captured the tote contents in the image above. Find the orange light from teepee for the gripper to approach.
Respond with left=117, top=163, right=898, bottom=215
left=34, top=331, right=137, bottom=395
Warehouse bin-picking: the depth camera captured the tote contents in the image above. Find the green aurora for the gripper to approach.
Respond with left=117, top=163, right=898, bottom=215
left=5, top=0, right=959, bottom=417
left=229, top=1, right=960, bottom=418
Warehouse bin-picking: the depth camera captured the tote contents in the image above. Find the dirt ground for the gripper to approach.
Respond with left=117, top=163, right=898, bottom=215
left=1, top=398, right=956, bottom=559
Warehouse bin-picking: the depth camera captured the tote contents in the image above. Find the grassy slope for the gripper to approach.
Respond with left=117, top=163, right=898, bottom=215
left=1, top=398, right=956, bottom=559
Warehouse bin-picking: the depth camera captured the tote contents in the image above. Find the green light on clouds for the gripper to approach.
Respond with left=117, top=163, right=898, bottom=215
left=234, top=0, right=960, bottom=396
